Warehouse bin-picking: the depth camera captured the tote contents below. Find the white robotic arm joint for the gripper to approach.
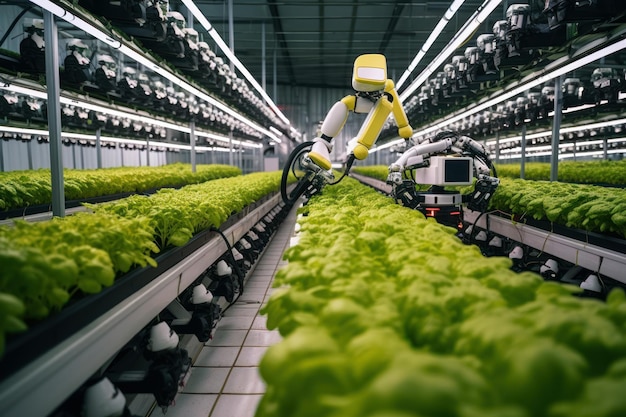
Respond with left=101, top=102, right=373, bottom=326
left=387, top=131, right=499, bottom=215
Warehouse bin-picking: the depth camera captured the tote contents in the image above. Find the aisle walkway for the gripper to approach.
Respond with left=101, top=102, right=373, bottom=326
left=150, top=202, right=298, bottom=417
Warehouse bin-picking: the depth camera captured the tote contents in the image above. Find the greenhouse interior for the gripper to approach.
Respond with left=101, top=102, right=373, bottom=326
left=1, top=1, right=626, bottom=417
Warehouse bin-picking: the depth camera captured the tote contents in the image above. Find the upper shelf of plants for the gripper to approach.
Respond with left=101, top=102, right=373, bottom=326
left=378, top=2, right=626, bottom=152
left=0, top=165, right=286, bottom=376
left=0, top=0, right=293, bottom=146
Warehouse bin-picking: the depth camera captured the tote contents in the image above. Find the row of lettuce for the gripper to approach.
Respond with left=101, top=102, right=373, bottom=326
left=351, top=165, right=626, bottom=238
left=495, top=160, right=626, bottom=184
left=258, top=177, right=626, bottom=417
left=0, top=170, right=283, bottom=358
left=0, top=163, right=241, bottom=211
left=353, top=159, right=626, bottom=185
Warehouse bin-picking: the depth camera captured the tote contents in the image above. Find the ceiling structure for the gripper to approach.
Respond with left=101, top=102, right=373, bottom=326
left=192, top=0, right=494, bottom=90
left=2, top=0, right=626, bottom=147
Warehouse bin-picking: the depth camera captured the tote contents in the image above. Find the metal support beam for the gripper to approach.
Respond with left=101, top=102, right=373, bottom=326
left=550, top=75, right=563, bottom=182
left=146, top=136, right=150, bottom=167
left=96, top=128, right=102, bottom=169
left=228, top=0, right=234, bottom=73
left=378, top=0, right=405, bottom=53
left=190, top=120, right=196, bottom=173
left=520, top=123, right=526, bottom=179
left=27, top=139, right=33, bottom=170
left=267, top=0, right=295, bottom=84
left=43, top=10, right=65, bottom=217
left=229, top=130, right=234, bottom=166
left=261, top=23, right=266, bottom=92
left=495, top=130, right=500, bottom=164
left=273, top=43, right=277, bottom=103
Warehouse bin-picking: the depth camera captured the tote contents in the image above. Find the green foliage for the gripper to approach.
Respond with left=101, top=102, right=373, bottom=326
left=353, top=165, right=626, bottom=238
left=0, top=171, right=282, bottom=357
left=496, top=160, right=626, bottom=185
left=0, top=163, right=241, bottom=211
left=258, top=177, right=626, bottom=417
left=490, top=178, right=626, bottom=237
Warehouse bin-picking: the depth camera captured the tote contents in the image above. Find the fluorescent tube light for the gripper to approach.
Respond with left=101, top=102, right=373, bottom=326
left=416, top=38, right=626, bottom=137
left=399, top=0, right=503, bottom=101
left=180, top=0, right=290, bottom=126
left=483, top=118, right=626, bottom=147
left=397, top=0, right=467, bottom=89
left=27, top=0, right=280, bottom=143
left=0, top=126, right=262, bottom=149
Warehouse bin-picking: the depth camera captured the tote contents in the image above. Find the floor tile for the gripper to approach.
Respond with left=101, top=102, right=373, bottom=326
left=243, top=330, right=282, bottom=346
left=149, top=393, right=217, bottom=417
left=242, top=282, right=270, bottom=289
left=184, top=367, right=230, bottom=394
left=222, top=306, right=260, bottom=317
left=194, top=346, right=240, bottom=367
left=236, top=293, right=265, bottom=303
left=210, top=394, right=262, bottom=417
left=207, top=330, right=248, bottom=346
left=223, top=367, right=265, bottom=394
left=235, top=347, right=268, bottom=367
left=155, top=203, right=299, bottom=417
left=217, top=315, right=255, bottom=330
left=251, top=316, right=268, bottom=330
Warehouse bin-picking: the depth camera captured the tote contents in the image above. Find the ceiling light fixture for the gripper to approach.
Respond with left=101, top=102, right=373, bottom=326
left=414, top=37, right=626, bottom=138
left=396, top=0, right=467, bottom=89
left=399, top=0, right=503, bottom=100
left=28, top=0, right=280, bottom=143
left=180, top=0, right=290, bottom=126
left=0, top=126, right=262, bottom=149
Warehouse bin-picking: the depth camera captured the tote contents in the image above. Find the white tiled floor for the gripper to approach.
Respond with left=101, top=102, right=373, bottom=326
left=150, top=202, right=297, bottom=417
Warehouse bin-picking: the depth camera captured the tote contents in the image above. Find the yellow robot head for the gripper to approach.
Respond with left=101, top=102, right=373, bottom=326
left=352, top=54, right=387, bottom=92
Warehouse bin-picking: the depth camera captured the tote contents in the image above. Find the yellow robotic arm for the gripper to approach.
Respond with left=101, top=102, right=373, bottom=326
left=309, top=53, right=413, bottom=169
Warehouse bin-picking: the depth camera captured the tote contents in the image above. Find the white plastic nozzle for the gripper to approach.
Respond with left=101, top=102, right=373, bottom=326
left=231, top=248, right=244, bottom=261
left=216, top=260, right=232, bottom=276
left=475, top=231, right=488, bottom=242
left=192, top=284, right=213, bottom=304
left=82, top=377, right=126, bottom=417
left=147, top=322, right=179, bottom=352
left=580, top=274, right=602, bottom=292
left=540, top=259, right=559, bottom=275
left=509, top=246, right=524, bottom=260
left=488, top=236, right=503, bottom=248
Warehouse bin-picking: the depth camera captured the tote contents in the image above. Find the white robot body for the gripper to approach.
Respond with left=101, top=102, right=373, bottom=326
left=320, top=101, right=350, bottom=137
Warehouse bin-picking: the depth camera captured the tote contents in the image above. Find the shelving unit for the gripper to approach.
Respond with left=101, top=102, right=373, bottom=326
left=462, top=208, right=626, bottom=284
left=0, top=192, right=282, bottom=417
left=351, top=172, right=626, bottom=284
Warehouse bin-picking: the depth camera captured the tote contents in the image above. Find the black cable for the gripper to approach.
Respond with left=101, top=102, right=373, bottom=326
left=0, top=7, right=32, bottom=48
left=210, top=226, right=246, bottom=313
left=329, top=154, right=356, bottom=185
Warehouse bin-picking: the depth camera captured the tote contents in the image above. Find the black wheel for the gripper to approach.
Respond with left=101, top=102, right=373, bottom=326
left=280, top=141, right=316, bottom=205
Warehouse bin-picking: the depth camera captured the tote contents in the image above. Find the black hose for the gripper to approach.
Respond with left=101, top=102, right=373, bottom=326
left=329, top=154, right=356, bottom=185
left=210, top=226, right=246, bottom=313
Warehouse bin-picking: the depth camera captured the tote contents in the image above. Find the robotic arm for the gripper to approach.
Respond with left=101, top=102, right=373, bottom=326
left=387, top=131, right=499, bottom=220
left=308, top=54, right=413, bottom=172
